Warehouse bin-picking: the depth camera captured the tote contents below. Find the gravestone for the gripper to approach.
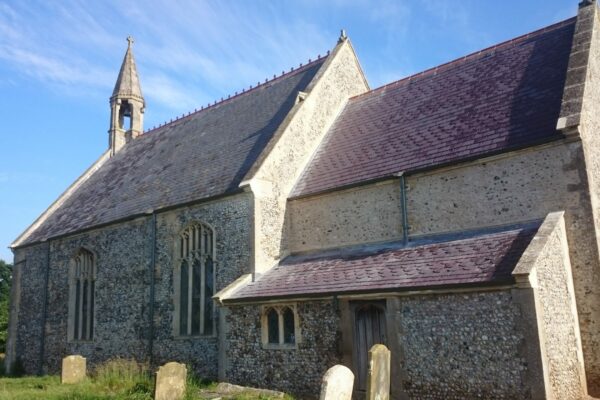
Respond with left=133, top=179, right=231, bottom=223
left=367, top=344, right=391, bottom=400
left=155, top=362, right=187, bottom=400
left=215, top=382, right=284, bottom=398
left=319, top=364, right=354, bottom=400
left=61, top=355, right=86, bottom=384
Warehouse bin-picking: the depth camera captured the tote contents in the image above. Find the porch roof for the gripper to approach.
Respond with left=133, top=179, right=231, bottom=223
left=226, top=222, right=541, bottom=302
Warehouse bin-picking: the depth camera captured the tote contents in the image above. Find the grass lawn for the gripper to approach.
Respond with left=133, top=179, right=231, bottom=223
left=0, top=359, right=291, bottom=400
left=0, top=375, right=154, bottom=400
left=0, top=375, right=291, bottom=400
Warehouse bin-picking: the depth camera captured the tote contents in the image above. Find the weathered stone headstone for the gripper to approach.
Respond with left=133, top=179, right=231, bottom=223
left=319, top=364, right=354, bottom=400
left=367, top=344, right=391, bottom=400
left=154, top=362, right=187, bottom=400
left=215, top=382, right=284, bottom=398
left=61, top=355, right=86, bottom=384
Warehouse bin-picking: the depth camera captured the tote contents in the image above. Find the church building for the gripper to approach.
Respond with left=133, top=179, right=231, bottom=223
left=8, top=1, right=600, bottom=398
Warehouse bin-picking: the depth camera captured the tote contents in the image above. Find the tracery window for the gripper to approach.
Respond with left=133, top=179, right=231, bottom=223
left=69, top=249, right=96, bottom=342
left=175, top=222, right=215, bottom=336
left=262, top=305, right=299, bottom=348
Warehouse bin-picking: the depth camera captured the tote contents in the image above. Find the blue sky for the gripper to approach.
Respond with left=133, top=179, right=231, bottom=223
left=0, top=0, right=576, bottom=262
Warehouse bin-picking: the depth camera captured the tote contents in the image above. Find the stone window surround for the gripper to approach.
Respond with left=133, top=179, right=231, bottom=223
left=67, top=248, right=97, bottom=343
left=173, top=221, right=217, bottom=338
left=260, top=304, right=302, bottom=350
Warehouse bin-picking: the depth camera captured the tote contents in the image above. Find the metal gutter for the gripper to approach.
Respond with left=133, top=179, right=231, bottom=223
left=399, top=174, right=409, bottom=245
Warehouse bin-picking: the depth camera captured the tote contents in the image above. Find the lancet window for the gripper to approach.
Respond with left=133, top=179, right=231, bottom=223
left=262, top=305, right=299, bottom=348
left=175, top=222, right=215, bottom=336
left=69, top=249, right=96, bottom=341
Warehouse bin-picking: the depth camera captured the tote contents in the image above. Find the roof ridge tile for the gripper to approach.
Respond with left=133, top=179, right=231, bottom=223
left=351, top=17, right=577, bottom=102
left=143, top=52, right=329, bottom=135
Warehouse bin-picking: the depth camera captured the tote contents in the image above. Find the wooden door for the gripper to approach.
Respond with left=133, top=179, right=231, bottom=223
left=353, top=303, right=387, bottom=391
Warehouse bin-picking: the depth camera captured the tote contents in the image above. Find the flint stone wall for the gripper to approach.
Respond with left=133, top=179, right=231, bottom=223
left=225, top=300, right=340, bottom=398
left=41, top=217, right=150, bottom=374
left=287, top=138, right=600, bottom=395
left=406, top=140, right=600, bottom=394
left=9, top=193, right=252, bottom=377
left=10, top=243, right=48, bottom=374
left=151, top=193, right=252, bottom=378
left=388, top=291, right=529, bottom=399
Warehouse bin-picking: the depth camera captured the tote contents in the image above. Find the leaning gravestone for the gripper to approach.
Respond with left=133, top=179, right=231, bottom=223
left=367, top=344, right=391, bottom=400
left=154, top=362, right=187, bottom=400
left=61, top=355, right=86, bottom=384
left=319, top=364, right=354, bottom=400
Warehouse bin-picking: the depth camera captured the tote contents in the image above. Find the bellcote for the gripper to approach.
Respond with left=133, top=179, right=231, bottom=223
left=109, top=36, right=145, bottom=156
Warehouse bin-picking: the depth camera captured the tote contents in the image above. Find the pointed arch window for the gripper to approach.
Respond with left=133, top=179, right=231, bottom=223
left=175, top=222, right=215, bottom=336
left=68, top=249, right=96, bottom=342
left=261, top=304, right=300, bottom=349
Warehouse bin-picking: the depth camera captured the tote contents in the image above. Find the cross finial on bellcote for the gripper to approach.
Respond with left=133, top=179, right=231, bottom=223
left=127, top=36, right=134, bottom=48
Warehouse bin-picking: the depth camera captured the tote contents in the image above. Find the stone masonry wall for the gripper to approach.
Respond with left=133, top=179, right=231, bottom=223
left=42, top=217, right=150, bottom=374
left=288, top=180, right=402, bottom=253
left=575, top=3, right=600, bottom=392
left=287, top=141, right=585, bottom=254
left=225, top=301, right=340, bottom=398
left=406, top=140, right=600, bottom=393
left=407, top=142, right=580, bottom=236
left=152, top=193, right=252, bottom=378
left=534, top=216, right=586, bottom=399
left=250, top=39, right=368, bottom=272
left=388, top=291, right=529, bottom=399
left=10, top=243, right=48, bottom=374
left=9, top=193, right=252, bottom=378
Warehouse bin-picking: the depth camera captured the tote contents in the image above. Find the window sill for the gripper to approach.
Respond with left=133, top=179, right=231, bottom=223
left=262, top=343, right=297, bottom=350
left=173, top=334, right=217, bottom=341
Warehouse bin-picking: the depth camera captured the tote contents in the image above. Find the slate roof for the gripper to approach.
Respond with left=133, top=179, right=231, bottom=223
left=292, top=18, right=576, bottom=198
left=112, top=39, right=143, bottom=101
left=18, top=58, right=326, bottom=246
left=227, top=223, right=540, bottom=301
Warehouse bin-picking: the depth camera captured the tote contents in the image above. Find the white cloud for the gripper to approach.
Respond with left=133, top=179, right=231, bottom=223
left=0, top=45, right=113, bottom=87
left=143, top=73, right=201, bottom=112
left=421, top=0, right=470, bottom=27
left=0, top=0, right=333, bottom=117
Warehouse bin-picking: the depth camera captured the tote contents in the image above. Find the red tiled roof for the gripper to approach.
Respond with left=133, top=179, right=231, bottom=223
left=292, top=19, right=576, bottom=198
left=228, top=224, right=539, bottom=301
